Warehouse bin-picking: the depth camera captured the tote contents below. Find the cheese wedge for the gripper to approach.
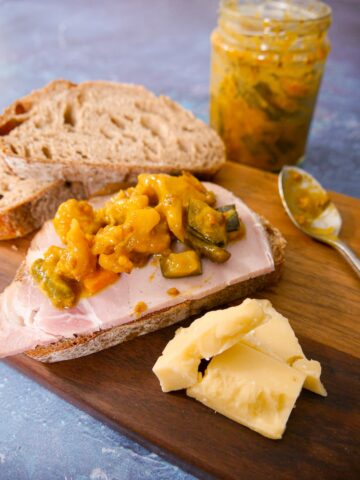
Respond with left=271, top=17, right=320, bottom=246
left=242, top=300, right=327, bottom=396
left=152, top=298, right=267, bottom=392
left=187, top=343, right=306, bottom=439
left=292, top=358, right=326, bottom=396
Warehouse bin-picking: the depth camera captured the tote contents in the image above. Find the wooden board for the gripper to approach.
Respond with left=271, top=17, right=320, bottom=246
left=2, top=162, right=360, bottom=479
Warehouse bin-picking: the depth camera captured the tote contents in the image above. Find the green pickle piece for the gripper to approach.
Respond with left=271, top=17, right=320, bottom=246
left=185, top=231, right=231, bottom=264
left=31, top=258, right=76, bottom=309
left=187, top=198, right=227, bottom=246
left=216, top=204, right=240, bottom=232
left=160, top=251, right=202, bottom=279
left=253, top=82, right=289, bottom=121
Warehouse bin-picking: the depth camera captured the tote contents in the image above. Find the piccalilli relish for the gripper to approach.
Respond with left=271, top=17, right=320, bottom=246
left=31, top=172, right=243, bottom=309
left=210, top=0, right=331, bottom=171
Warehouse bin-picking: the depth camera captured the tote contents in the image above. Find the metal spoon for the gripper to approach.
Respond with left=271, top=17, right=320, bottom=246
left=279, top=166, right=360, bottom=278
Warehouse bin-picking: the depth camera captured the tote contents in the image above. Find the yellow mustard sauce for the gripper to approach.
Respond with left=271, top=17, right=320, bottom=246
left=284, top=170, right=330, bottom=227
left=167, top=287, right=180, bottom=296
left=134, top=301, right=148, bottom=316
left=31, top=172, right=243, bottom=309
left=210, top=0, right=331, bottom=171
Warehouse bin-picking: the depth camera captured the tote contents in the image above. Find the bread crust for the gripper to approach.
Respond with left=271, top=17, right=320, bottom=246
left=26, top=219, right=286, bottom=363
left=0, top=179, right=86, bottom=240
left=2, top=157, right=219, bottom=198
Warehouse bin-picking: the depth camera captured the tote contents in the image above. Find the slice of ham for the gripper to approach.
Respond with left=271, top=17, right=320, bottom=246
left=0, top=183, right=275, bottom=358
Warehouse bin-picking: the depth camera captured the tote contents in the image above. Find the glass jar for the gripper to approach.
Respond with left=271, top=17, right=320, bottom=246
left=210, top=0, right=332, bottom=171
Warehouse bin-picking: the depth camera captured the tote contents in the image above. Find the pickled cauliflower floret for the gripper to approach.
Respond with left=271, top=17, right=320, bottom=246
left=55, top=219, right=97, bottom=281
left=54, top=199, right=100, bottom=243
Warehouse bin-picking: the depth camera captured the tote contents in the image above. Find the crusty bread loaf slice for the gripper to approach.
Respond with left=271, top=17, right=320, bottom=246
left=26, top=219, right=286, bottom=363
left=0, top=80, right=225, bottom=195
left=0, top=166, right=86, bottom=240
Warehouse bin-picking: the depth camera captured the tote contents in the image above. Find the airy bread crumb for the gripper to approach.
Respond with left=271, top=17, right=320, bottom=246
left=0, top=80, right=226, bottom=195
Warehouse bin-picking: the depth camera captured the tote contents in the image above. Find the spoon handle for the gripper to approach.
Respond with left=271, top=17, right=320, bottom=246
left=327, top=238, right=360, bottom=278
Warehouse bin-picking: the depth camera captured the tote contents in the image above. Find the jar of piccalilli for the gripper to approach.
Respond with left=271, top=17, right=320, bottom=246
left=210, top=0, right=332, bottom=171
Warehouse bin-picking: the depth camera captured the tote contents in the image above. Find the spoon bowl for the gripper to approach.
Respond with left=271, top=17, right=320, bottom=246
left=279, top=166, right=360, bottom=278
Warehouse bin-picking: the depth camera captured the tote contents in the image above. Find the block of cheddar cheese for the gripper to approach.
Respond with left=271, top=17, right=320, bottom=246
left=152, top=298, right=267, bottom=392
left=242, top=300, right=327, bottom=396
left=187, top=343, right=306, bottom=439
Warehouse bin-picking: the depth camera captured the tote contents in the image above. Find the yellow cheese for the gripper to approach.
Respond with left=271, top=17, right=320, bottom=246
left=242, top=300, right=327, bottom=396
left=292, top=358, right=327, bottom=397
left=187, top=343, right=306, bottom=440
left=152, top=298, right=267, bottom=392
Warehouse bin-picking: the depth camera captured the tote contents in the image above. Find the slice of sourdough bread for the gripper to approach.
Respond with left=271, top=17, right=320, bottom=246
left=0, top=80, right=225, bottom=195
left=0, top=166, right=86, bottom=240
left=26, top=219, right=286, bottom=363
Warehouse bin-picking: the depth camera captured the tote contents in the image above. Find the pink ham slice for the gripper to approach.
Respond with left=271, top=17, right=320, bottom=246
left=0, top=183, right=275, bottom=358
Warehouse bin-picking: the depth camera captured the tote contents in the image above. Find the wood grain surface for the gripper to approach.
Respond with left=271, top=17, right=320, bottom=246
left=2, top=162, right=360, bottom=479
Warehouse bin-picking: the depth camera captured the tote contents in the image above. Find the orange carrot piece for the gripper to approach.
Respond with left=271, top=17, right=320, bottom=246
left=83, top=269, right=119, bottom=294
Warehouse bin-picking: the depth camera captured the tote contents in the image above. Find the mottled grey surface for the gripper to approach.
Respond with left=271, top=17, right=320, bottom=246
left=0, top=0, right=359, bottom=479
left=302, top=0, right=360, bottom=197
left=0, top=362, right=194, bottom=480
